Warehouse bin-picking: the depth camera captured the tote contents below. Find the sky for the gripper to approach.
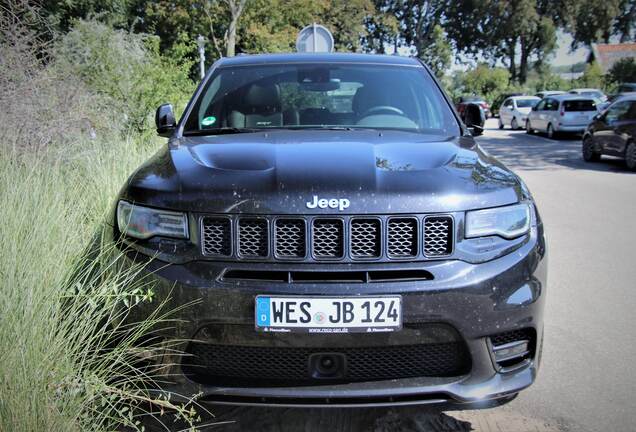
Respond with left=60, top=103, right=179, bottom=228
left=552, top=31, right=589, bottom=66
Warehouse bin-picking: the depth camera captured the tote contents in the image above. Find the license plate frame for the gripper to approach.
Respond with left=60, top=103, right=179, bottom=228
left=255, top=295, right=402, bottom=334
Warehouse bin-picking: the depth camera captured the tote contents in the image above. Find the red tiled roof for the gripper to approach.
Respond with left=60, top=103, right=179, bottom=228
left=590, top=43, right=636, bottom=72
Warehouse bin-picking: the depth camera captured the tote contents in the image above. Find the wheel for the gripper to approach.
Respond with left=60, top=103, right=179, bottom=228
left=626, top=141, right=636, bottom=171
left=511, top=117, right=519, bottom=130
left=582, top=136, right=600, bottom=162
left=525, top=120, right=534, bottom=134
left=547, top=123, right=556, bottom=139
left=498, top=118, right=504, bottom=129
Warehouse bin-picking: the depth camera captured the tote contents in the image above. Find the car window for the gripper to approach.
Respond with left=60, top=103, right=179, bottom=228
left=183, top=63, right=460, bottom=135
left=535, top=100, right=546, bottom=111
left=544, top=99, right=559, bottom=111
left=515, top=98, right=539, bottom=108
left=563, top=100, right=597, bottom=112
left=605, top=101, right=631, bottom=122
left=503, top=99, right=513, bottom=107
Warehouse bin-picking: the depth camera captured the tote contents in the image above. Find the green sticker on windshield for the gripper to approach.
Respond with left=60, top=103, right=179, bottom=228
left=201, top=116, right=216, bottom=126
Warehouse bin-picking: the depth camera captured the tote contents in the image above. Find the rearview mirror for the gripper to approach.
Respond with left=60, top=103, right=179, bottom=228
left=155, top=104, right=176, bottom=137
left=464, top=103, right=485, bottom=136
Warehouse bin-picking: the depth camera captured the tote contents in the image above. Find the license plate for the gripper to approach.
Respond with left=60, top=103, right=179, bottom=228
left=255, top=296, right=402, bottom=333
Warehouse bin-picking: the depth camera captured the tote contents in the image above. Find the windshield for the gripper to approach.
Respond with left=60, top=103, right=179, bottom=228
left=515, top=98, right=539, bottom=108
left=182, top=63, right=459, bottom=136
left=564, top=100, right=597, bottom=112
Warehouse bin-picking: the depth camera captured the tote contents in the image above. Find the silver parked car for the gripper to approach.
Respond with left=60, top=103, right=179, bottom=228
left=498, top=96, right=541, bottom=129
left=535, top=90, right=565, bottom=99
left=568, top=88, right=607, bottom=102
left=526, top=95, right=600, bottom=138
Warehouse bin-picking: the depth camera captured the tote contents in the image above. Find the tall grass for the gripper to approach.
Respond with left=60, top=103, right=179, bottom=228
left=0, top=136, right=199, bottom=431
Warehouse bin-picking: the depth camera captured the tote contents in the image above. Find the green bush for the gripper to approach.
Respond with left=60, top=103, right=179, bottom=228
left=55, top=20, right=195, bottom=134
left=606, top=58, right=636, bottom=90
left=0, top=9, right=203, bottom=431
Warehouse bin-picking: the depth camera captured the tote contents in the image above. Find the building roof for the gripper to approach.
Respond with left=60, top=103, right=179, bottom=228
left=589, top=43, right=636, bottom=73
left=214, top=52, right=421, bottom=68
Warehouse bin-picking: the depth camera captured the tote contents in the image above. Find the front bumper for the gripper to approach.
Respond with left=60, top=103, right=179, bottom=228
left=122, top=224, right=547, bottom=407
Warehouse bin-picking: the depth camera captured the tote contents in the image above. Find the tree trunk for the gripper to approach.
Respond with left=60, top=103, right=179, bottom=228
left=519, top=36, right=529, bottom=84
left=225, top=0, right=247, bottom=57
left=508, top=39, right=517, bottom=83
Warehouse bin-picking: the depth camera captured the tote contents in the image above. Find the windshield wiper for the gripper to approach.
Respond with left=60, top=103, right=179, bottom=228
left=183, top=127, right=261, bottom=136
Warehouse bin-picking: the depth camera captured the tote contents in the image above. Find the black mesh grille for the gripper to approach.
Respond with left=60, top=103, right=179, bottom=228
left=275, top=219, right=306, bottom=258
left=424, top=216, right=453, bottom=256
left=201, top=217, right=232, bottom=256
left=350, top=219, right=381, bottom=258
left=183, top=342, right=471, bottom=387
left=387, top=218, right=418, bottom=257
left=238, top=219, right=268, bottom=257
left=490, top=328, right=535, bottom=347
left=312, top=219, right=344, bottom=259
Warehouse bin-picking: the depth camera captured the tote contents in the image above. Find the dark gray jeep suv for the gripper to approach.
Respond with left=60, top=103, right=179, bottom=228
left=112, top=53, right=547, bottom=407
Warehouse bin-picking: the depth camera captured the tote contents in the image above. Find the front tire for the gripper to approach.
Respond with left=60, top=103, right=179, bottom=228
left=626, top=141, right=636, bottom=170
left=511, top=117, right=519, bottom=130
left=547, top=123, right=556, bottom=139
left=526, top=120, right=534, bottom=134
left=583, top=136, right=600, bottom=162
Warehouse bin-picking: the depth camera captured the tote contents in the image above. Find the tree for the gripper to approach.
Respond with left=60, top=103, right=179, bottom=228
left=606, top=58, right=636, bottom=87
left=460, top=64, right=510, bottom=104
left=366, top=1, right=452, bottom=74
left=446, top=0, right=556, bottom=85
left=419, top=24, right=451, bottom=76
left=224, top=0, right=247, bottom=56
left=555, top=0, right=634, bottom=48
left=575, top=62, right=604, bottom=89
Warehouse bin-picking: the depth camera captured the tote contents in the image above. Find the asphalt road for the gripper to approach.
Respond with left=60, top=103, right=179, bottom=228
left=149, top=119, right=636, bottom=431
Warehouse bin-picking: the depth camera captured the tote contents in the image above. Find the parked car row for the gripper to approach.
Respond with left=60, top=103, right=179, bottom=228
left=491, top=87, right=636, bottom=171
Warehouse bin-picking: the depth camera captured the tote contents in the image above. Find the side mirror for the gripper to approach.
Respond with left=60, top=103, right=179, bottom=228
left=155, top=103, right=176, bottom=137
left=531, top=106, right=538, bottom=111
left=464, top=103, right=484, bottom=136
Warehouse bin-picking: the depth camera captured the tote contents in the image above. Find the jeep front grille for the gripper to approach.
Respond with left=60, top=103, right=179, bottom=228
left=312, top=219, right=344, bottom=259
left=424, top=216, right=453, bottom=256
left=237, top=218, right=268, bottom=258
left=201, top=214, right=453, bottom=262
left=274, top=219, right=305, bottom=258
left=350, top=219, right=381, bottom=258
left=201, top=217, right=232, bottom=256
left=387, top=218, right=418, bottom=258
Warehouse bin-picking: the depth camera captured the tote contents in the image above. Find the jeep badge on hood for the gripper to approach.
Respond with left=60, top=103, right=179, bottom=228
left=306, top=195, right=350, bottom=211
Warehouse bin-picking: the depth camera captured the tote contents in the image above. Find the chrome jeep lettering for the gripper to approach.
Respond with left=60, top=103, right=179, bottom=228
left=306, top=195, right=350, bottom=211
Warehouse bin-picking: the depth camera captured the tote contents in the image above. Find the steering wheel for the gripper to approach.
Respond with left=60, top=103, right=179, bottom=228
left=360, top=105, right=405, bottom=118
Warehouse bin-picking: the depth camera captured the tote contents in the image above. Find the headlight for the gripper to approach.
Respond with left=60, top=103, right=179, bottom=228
left=117, top=200, right=188, bottom=239
left=465, top=203, right=530, bottom=239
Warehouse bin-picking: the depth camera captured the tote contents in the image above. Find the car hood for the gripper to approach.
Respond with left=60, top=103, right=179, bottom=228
left=121, top=130, right=522, bottom=214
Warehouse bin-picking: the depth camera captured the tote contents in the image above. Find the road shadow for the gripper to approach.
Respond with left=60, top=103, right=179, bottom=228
left=138, top=405, right=474, bottom=431
left=136, top=402, right=567, bottom=432
left=477, top=129, right=634, bottom=174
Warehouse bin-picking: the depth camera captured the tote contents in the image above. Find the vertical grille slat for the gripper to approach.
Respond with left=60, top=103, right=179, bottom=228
left=424, top=216, right=453, bottom=256
left=201, top=217, right=232, bottom=256
left=312, top=219, right=344, bottom=259
left=350, top=219, right=381, bottom=258
left=387, top=218, right=418, bottom=258
left=275, top=219, right=306, bottom=258
left=238, top=218, right=269, bottom=258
